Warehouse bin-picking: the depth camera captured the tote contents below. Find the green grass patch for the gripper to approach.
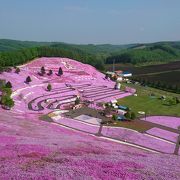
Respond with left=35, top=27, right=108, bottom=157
left=39, top=114, right=53, bottom=122
left=118, top=83, right=180, bottom=117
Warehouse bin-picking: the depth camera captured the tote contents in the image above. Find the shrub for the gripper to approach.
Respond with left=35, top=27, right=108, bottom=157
left=125, top=112, right=131, bottom=119
left=112, top=114, right=117, bottom=121
left=173, top=97, right=180, bottom=104
left=131, top=112, right=136, bottom=120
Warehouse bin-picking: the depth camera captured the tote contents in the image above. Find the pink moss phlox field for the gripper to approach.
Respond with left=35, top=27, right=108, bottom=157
left=1, top=58, right=180, bottom=179
left=141, top=116, right=180, bottom=129
left=102, top=127, right=176, bottom=153
left=1, top=111, right=180, bottom=179
left=146, top=127, right=179, bottom=142
left=53, top=117, right=99, bottom=134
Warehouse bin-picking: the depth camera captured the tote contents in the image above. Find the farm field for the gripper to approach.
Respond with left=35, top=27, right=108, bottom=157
left=105, top=61, right=180, bottom=88
left=136, top=70, right=180, bottom=86
left=0, top=57, right=180, bottom=179
left=105, top=61, right=180, bottom=75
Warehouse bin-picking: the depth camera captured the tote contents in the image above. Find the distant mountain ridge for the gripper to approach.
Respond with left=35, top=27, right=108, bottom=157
left=0, top=39, right=136, bottom=54
left=1, top=39, right=180, bottom=66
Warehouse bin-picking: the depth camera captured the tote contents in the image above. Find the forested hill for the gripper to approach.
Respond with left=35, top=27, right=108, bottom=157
left=106, top=41, right=180, bottom=65
left=0, top=39, right=180, bottom=70
left=0, top=39, right=133, bottom=54
left=0, top=39, right=55, bottom=52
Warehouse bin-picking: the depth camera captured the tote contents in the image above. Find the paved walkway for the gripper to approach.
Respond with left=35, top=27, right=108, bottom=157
left=174, top=127, right=180, bottom=155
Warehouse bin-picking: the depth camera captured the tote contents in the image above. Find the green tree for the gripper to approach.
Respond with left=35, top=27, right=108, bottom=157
left=1, top=87, right=12, bottom=96
left=58, top=67, right=63, bottom=76
left=112, top=114, right=117, bottom=121
left=75, top=97, right=80, bottom=105
left=1, top=95, right=14, bottom=108
left=15, top=67, right=20, bottom=74
left=41, top=66, right=46, bottom=75
left=47, top=83, right=52, bottom=91
left=5, top=81, right=12, bottom=88
left=26, top=76, right=32, bottom=83
left=47, top=69, right=53, bottom=76
left=130, top=112, right=136, bottom=120
left=125, top=111, right=131, bottom=119
left=0, top=66, right=4, bottom=73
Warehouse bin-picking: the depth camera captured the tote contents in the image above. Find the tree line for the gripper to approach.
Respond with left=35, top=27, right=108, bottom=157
left=106, top=45, right=180, bottom=65
left=0, top=46, right=105, bottom=71
left=132, top=77, right=180, bottom=94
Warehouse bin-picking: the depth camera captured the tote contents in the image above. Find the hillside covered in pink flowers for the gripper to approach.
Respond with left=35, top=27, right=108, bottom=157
left=0, top=57, right=180, bottom=179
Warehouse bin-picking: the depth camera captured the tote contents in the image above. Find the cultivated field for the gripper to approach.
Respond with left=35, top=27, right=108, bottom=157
left=105, top=61, right=180, bottom=87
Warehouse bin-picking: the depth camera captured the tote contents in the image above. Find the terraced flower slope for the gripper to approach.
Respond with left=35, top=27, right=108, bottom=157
left=0, top=57, right=180, bottom=179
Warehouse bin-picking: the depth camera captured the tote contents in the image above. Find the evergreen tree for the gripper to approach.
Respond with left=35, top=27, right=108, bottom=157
left=75, top=97, right=80, bottom=105
left=58, top=67, right=63, bottom=76
left=47, top=69, right=53, bottom=76
left=1, top=95, right=14, bottom=108
left=1, top=87, right=12, bottom=96
left=26, top=76, right=32, bottom=83
left=41, top=66, right=46, bottom=75
left=15, top=67, right=20, bottom=74
left=47, top=83, right=52, bottom=91
left=5, top=81, right=12, bottom=88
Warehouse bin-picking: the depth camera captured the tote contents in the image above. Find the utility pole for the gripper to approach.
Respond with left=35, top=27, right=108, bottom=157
left=96, top=123, right=103, bottom=136
left=112, top=59, right=115, bottom=72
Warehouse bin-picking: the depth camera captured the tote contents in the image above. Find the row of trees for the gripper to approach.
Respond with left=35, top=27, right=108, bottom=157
left=132, top=77, right=180, bottom=93
left=0, top=46, right=105, bottom=72
left=39, top=66, right=63, bottom=76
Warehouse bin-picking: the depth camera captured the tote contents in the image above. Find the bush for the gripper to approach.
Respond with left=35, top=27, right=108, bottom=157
left=163, top=98, right=177, bottom=106
left=130, top=112, right=136, bottom=120
left=112, top=114, right=117, bottom=121
left=124, top=111, right=131, bottom=119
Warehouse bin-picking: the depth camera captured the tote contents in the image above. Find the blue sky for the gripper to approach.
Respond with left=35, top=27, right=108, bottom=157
left=0, top=0, right=180, bottom=44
